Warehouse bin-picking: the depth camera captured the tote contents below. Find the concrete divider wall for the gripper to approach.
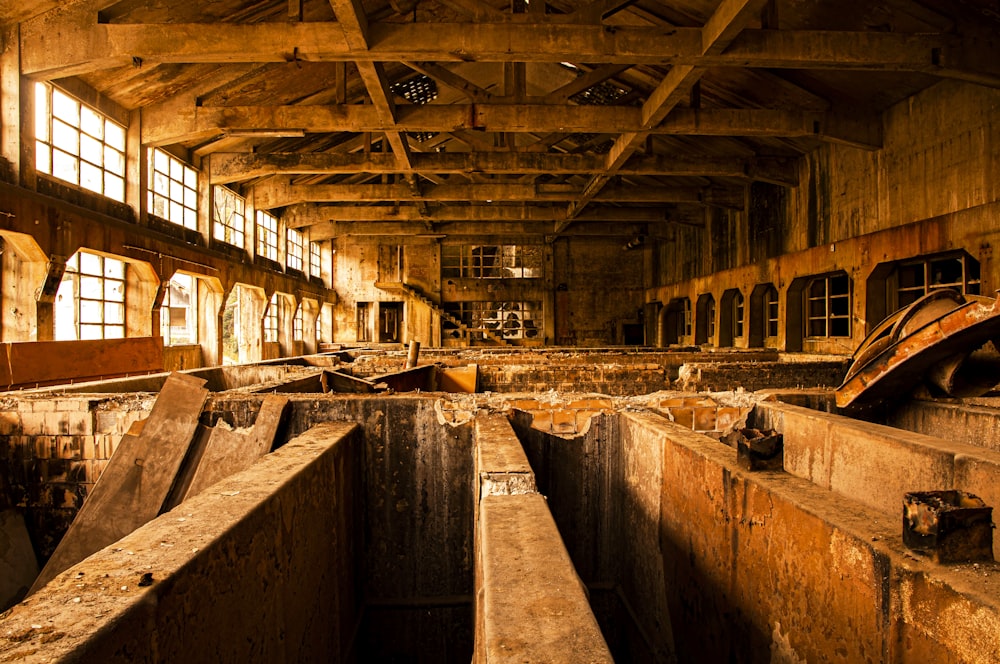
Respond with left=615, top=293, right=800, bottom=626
left=0, top=421, right=363, bottom=663
left=883, top=398, right=1000, bottom=453
left=472, top=413, right=612, bottom=663
left=509, top=409, right=677, bottom=661
left=756, top=400, right=1000, bottom=560
left=624, top=411, right=1000, bottom=663
left=282, top=395, right=476, bottom=662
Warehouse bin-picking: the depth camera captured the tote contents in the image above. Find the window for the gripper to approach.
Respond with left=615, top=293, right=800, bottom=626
left=357, top=302, right=372, bottom=342
left=806, top=273, right=851, bottom=338
left=161, top=273, right=198, bottom=345
left=681, top=298, right=692, bottom=337
left=441, top=244, right=543, bottom=278
left=293, top=305, right=303, bottom=342
left=213, top=186, right=245, bottom=248
left=264, top=293, right=279, bottom=343
left=442, top=301, right=542, bottom=340
left=310, top=241, right=322, bottom=278
left=35, top=83, right=126, bottom=201
left=707, top=298, right=716, bottom=339
left=256, top=211, right=279, bottom=261
left=286, top=228, right=304, bottom=271
left=894, top=253, right=980, bottom=310
left=765, top=285, right=779, bottom=337
left=315, top=314, right=323, bottom=343
left=148, top=148, right=198, bottom=229
left=732, top=292, right=744, bottom=338
left=55, top=251, right=126, bottom=340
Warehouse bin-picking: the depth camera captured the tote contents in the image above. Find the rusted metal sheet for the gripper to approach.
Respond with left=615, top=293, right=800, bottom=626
left=836, top=292, right=1000, bottom=412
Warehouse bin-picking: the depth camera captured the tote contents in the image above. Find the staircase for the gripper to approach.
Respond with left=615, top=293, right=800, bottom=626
left=375, top=281, right=511, bottom=346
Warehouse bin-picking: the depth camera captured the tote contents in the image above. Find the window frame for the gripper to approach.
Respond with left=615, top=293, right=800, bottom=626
left=765, top=286, right=779, bottom=338
left=35, top=82, right=127, bottom=202
left=148, top=148, right=198, bottom=230
left=309, top=241, right=322, bottom=278
left=441, top=244, right=543, bottom=279
left=442, top=301, right=542, bottom=340
left=286, top=227, right=304, bottom=271
left=256, top=211, right=279, bottom=261
left=293, top=304, right=304, bottom=342
left=56, top=251, right=127, bottom=341
left=212, top=185, right=246, bottom=249
left=264, top=293, right=279, bottom=343
left=160, top=272, right=198, bottom=346
left=805, top=272, right=852, bottom=339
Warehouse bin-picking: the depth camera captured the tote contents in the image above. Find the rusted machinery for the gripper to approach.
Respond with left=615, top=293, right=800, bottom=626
left=836, top=290, right=1000, bottom=412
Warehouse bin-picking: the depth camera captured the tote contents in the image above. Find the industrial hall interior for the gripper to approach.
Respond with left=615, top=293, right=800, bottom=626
left=1, top=0, right=1000, bottom=661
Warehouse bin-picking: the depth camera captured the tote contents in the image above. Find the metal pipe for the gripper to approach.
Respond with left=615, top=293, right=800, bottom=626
left=405, top=339, right=421, bottom=369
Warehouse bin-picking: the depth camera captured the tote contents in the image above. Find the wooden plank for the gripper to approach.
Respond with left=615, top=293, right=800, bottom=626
left=29, top=372, right=209, bottom=594
left=173, top=395, right=289, bottom=503
left=2, top=337, right=163, bottom=389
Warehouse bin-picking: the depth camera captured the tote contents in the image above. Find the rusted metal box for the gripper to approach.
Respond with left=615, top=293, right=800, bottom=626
left=902, top=490, right=994, bottom=564
left=732, top=428, right=783, bottom=472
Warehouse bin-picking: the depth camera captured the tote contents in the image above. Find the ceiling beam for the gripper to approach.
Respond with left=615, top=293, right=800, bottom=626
left=560, top=0, right=769, bottom=230
left=22, top=18, right=973, bottom=80
left=286, top=202, right=691, bottom=228
left=252, top=180, right=739, bottom=208
left=143, top=104, right=872, bottom=147
left=209, top=151, right=797, bottom=184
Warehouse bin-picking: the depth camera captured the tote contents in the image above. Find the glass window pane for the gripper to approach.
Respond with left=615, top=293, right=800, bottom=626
left=184, top=167, right=197, bottom=188
left=104, top=146, right=125, bottom=174
left=105, top=121, right=126, bottom=151
left=80, top=324, right=103, bottom=340
left=36, top=143, right=51, bottom=174
left=170, top=156, right=183, bottom=180
left=105, top=280, right=125, bottom=302
left=184, top=186, right=197, bottom=209
left=104, top=325, right=125, bottom=339
left=79, top=134, right=103, bottom=164
left=35, top=83, right=50, bottom=142
left=105, top=174, right=125, bottom=202
left=80, top=299, right=103, bottom=324
left=52, top=120, right=79, bottom=155
left=81, top=106, right=103, bottom=139
left=52, top=89, right=78, bottom=123
left=154, top=148, right=168, bottom=172
left=79, top=252, right=102, bottom=276
left=80, top=162, right=102, bottom=193
left=52, top=149, right=79, bottom=183
left=184, top=207, right=197, bottom=229
left=104, top=302, right=125, bottom=324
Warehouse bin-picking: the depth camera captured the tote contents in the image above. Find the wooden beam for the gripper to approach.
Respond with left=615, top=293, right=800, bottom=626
left=404, top=61, right=494, bottom=101
left=144, top=103, right=865, bottom=147
left=22, top=19, right=963, bottom=79
left=542, top=64, right=632, bottom=103
left=252, top=181, right=721, bottom=208
left=561, top=0, right=768, bottom=230
left=209, top=151, right=796, bottom=183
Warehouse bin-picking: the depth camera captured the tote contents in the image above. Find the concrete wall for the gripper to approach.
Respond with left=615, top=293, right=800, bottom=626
left=650, top=80, right=1000, bottom=355
left=472, top=413, right=612, bottom=663
left=0, top=421, right=363, bottom=663
left=625, top=411, right=1000, bottom=663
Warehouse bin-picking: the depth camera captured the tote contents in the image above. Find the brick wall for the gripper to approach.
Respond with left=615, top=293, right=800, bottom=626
left=0, top=395, right=154, bottom=559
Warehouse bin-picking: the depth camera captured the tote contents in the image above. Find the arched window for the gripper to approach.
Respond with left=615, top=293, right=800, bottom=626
left=55, top=251, right=126, bottom=340
left=161, top=273, right=198, bottom=345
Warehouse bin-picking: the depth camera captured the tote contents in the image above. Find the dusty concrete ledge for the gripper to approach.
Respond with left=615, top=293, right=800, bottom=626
left=626, top=410, right=1000, bottom=663
left=885, top=398, right=1000, bottom=453
left=756, top=400, right=1000, bottom=559
left=476, top=494, right=613, bottom=664
left=0, top=421, right=362, bottom=663
left=475, top=413, right=536, bottom=496
left=472, top=412, right=612, bottom=663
